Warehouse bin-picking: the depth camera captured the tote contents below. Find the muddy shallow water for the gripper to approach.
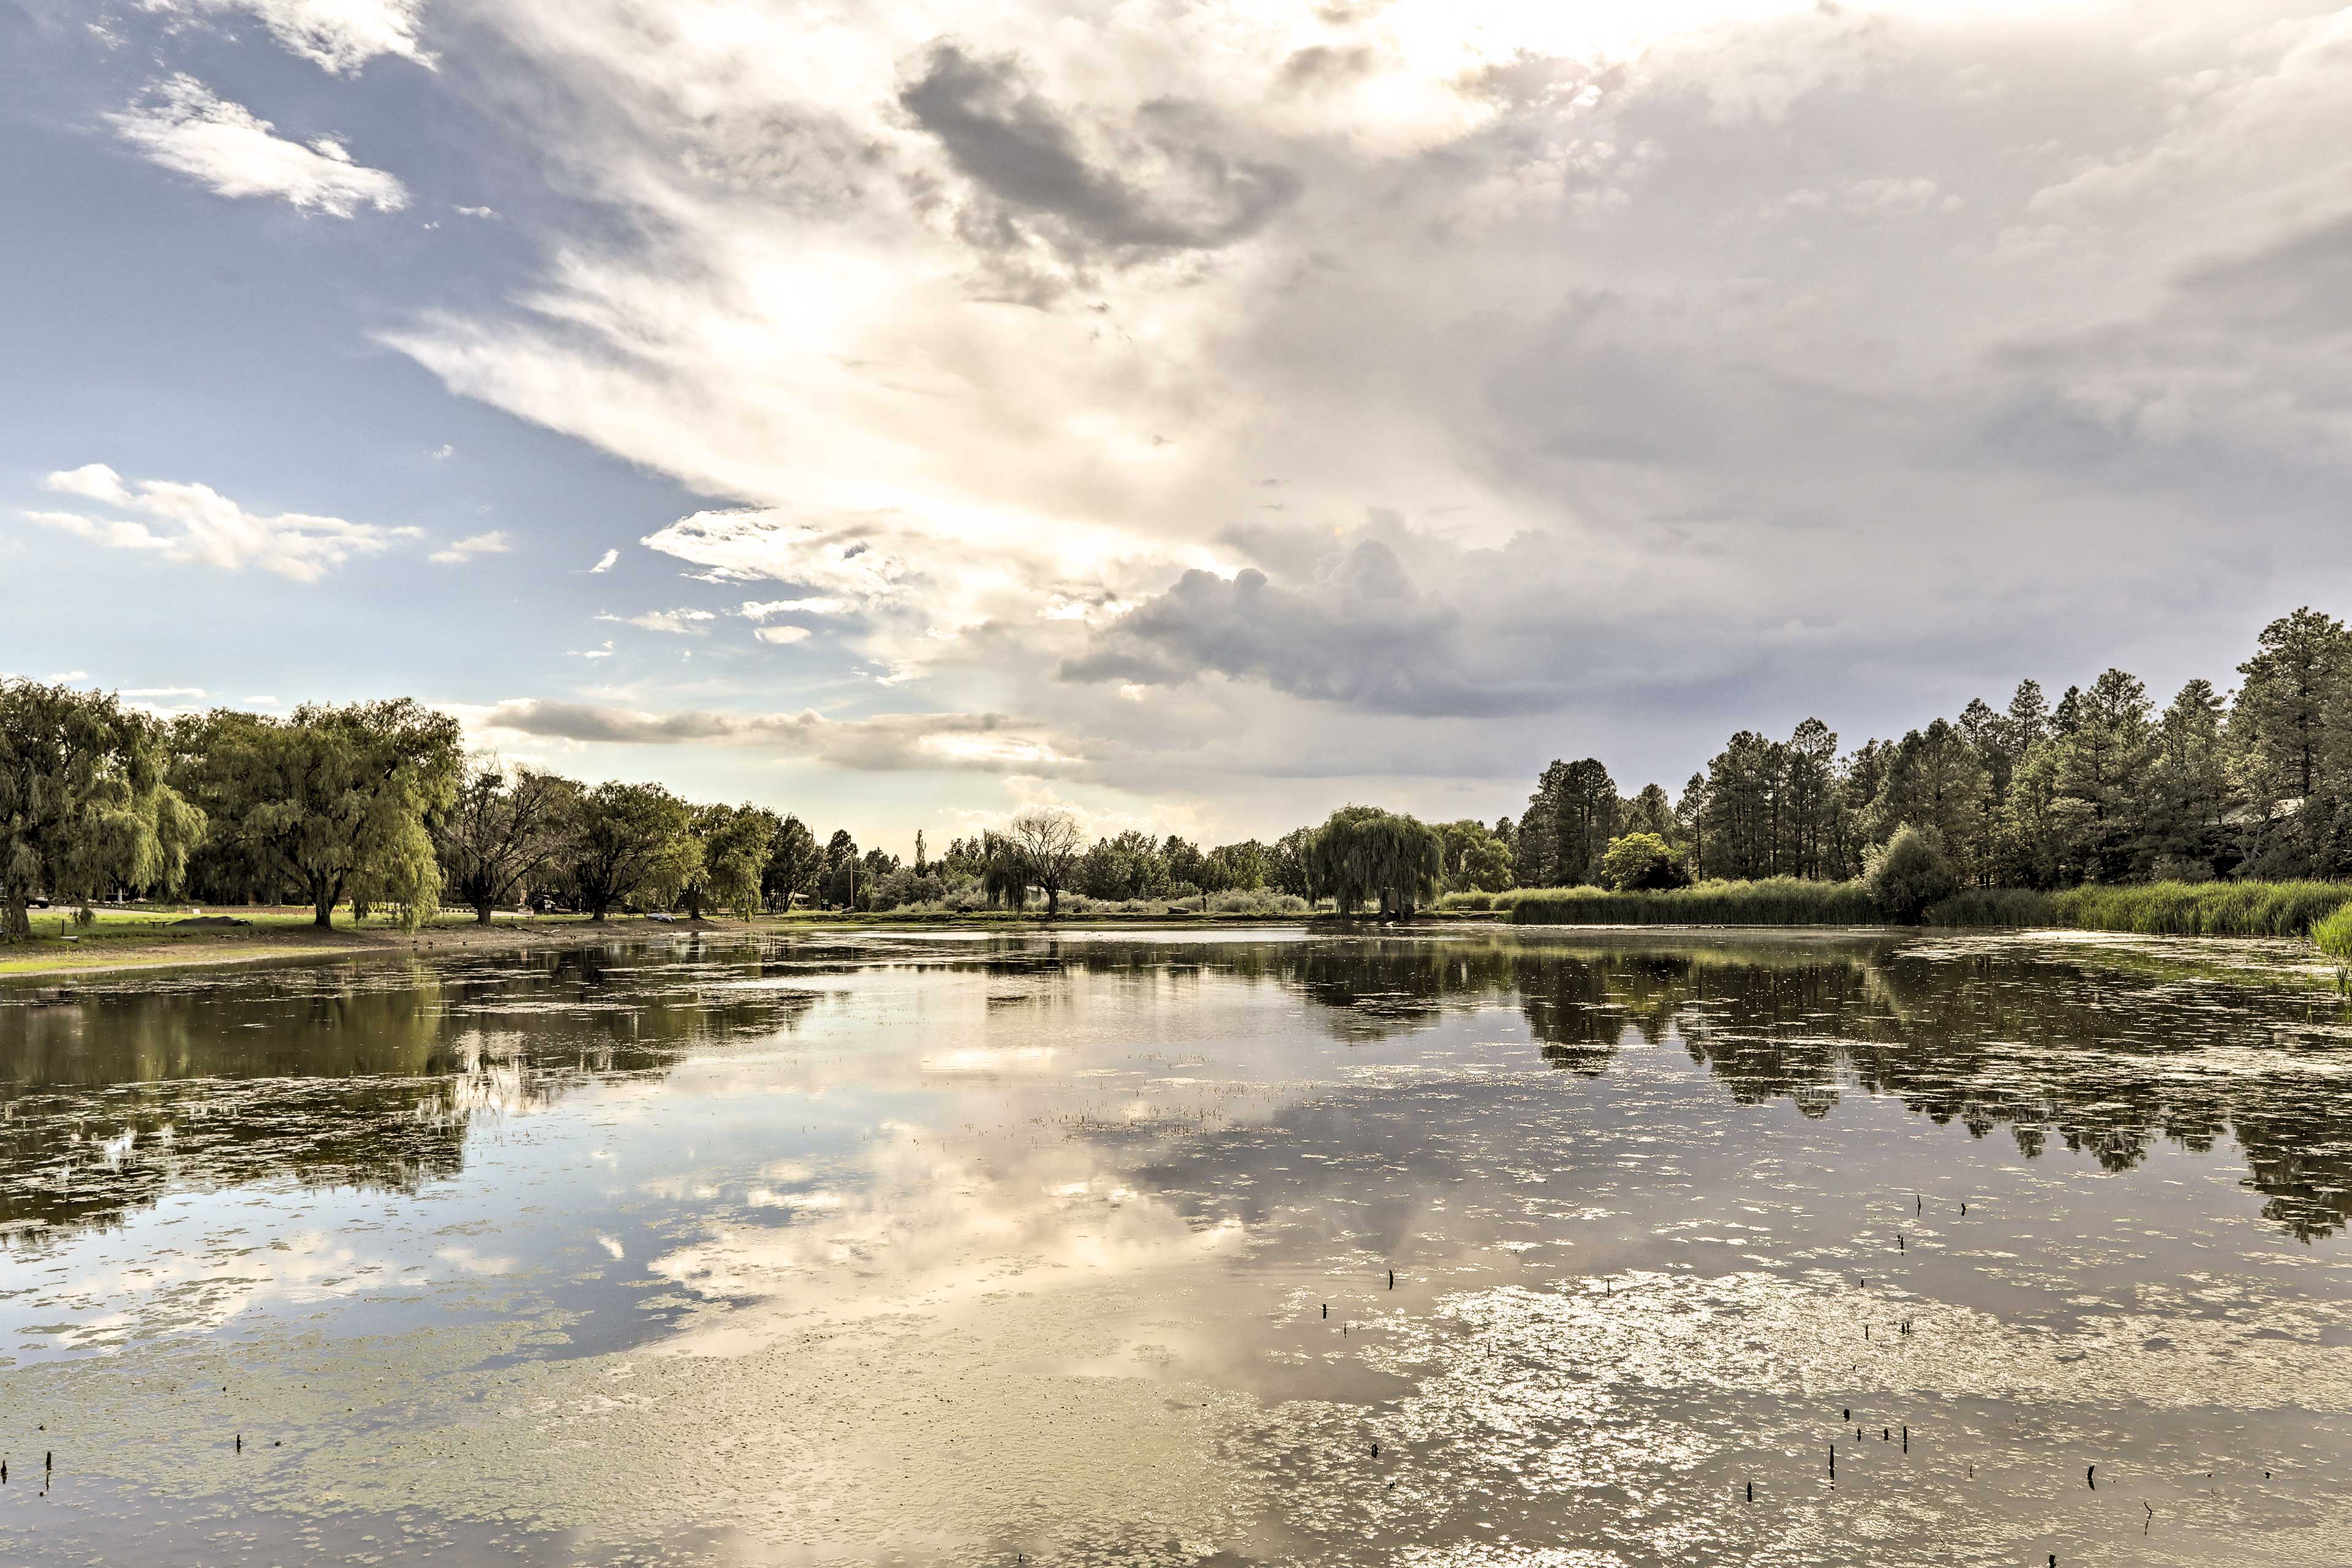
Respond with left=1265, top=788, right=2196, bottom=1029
left=3, top=925, right=2351, bottom=1565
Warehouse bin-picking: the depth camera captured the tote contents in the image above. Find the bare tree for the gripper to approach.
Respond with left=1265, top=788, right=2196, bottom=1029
left=437, top=755, right=576, bottom=923
left=1008, top=808, right=1084, bottom=917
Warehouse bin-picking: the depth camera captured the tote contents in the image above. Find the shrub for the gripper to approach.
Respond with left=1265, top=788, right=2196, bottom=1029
left=1596, top=832, right=1692, bottom=892
left=1437, top=889, right=1499, bottom=912
left=1864, top=826, right=1959, bottom=924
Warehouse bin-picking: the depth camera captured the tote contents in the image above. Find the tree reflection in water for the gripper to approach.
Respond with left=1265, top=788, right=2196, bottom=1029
left=0, top=945, right=822, bottom=1245
left=4, top=929, right=2349, bottom=1249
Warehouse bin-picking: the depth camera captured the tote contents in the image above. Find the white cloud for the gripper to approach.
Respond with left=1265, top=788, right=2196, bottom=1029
left=32, top=466, right=412, bottom=582
left=369, top=0, right=2352, bottom=825
left=753, top=624, right=811, bottom=644
left=589, top=548, right=619, bottom=573
left=46, top=464, right=134, bottom=505
left=600, top=608, right=717, bottom=635
left=145, top=0, right=430, bottom=74
left=456, top=205, right=500, bottom=219
left=108, top=76, right=407, bottom=216
left=429, top=530, right=512, bottom=564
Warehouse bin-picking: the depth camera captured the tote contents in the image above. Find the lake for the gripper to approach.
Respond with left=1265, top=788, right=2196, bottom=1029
left=2, top=926, right=2350, bottom=1565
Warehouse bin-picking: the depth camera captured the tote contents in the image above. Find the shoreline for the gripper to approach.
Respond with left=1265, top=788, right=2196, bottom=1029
left=5, top=906, right=2326, bottom=991
left=0, top=907, right=1435, bottom=986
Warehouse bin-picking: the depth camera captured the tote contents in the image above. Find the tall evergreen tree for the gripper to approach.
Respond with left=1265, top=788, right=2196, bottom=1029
left=2232, top=607, right=2350, bottom=873
left=2143, top=678, right=2234, bottom=876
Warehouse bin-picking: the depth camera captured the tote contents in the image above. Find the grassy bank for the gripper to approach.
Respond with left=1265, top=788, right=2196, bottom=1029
left=1498, top=876, right=2352, bottom=939
left=0, top=907, right=623, bottom=980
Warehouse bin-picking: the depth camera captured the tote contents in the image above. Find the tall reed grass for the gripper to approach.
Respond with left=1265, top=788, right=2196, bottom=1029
left=2313, top=904, right=2352, bottom=960
left=1506, top=878, right=1880, bottom=926
left=2048, top=880, right=2352, bottom=938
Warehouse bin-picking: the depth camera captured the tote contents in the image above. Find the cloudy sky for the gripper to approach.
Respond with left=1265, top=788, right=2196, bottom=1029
left=7, top=0, right=2350, bottom=851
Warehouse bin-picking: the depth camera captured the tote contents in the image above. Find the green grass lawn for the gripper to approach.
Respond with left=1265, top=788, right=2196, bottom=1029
left=0, top=905, right=606, bottom=977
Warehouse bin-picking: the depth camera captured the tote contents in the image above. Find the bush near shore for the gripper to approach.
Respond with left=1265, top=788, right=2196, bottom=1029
left=1500, top=876, right=2352, bottom=937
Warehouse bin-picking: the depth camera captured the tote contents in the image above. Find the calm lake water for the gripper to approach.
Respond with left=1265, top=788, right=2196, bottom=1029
left=4, top=926, right=2352, bottom=1566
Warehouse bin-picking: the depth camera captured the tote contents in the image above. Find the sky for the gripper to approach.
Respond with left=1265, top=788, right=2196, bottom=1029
left=6, top=0, right=2351, bottom=854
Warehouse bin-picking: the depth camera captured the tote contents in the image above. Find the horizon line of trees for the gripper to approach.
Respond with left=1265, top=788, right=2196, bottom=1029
left=1510, top=606, right=2352, bottom=897
left=0, top=685, right=1494, bottom=937
left=8, top=606, right=2351, bottom=939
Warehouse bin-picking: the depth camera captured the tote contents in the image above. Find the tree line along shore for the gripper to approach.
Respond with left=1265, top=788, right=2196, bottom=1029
left=7, top=606, right=2352, bottom=957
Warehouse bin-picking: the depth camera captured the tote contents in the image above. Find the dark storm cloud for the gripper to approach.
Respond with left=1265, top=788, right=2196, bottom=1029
left=471, top=700, right=1079, bottom=772
left=2175, top=211, right=2352, bottom=339
left=1060, top=540, right=1555, bottom=718
left=1280, top=45, right=1381, bottom=89
left=897, top=40, right=1298, bottom=254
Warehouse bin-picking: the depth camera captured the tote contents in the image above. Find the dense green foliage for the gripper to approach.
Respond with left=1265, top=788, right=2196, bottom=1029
left=559, top=782, right=699, bottom=921
left=1596, top=832, right=1691, bottom=892
left=1510, top=607, right=2352, bottom=895
left=1863, top=825, right=1960, bottom=924
left=684, top=804, right=781, bottom=919
left=173, top=699, right=463, bottom=929
left=0, top=681, right=201, bottom=941
left=1305, top=805, right=1444, bottom=916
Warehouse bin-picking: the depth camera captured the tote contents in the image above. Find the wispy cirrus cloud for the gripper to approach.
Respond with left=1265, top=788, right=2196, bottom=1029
left=28, top=464, right=415, bottom=582
left=108, top=76, right=407, bottom=216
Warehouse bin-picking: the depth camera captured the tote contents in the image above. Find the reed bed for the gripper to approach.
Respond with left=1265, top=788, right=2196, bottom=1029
left=2313, top=904, right=2352, bottom=960
left=1500, top=876, right=2352, bottom=936
left=1505, top=878, right=1880, bottom=926
left=2048, top=880, right=2352, bottom=938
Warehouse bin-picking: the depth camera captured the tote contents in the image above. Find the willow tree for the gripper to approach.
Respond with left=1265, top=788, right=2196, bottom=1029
left=683, top=802, right=781, bottom=919
left=1306, top=805, right=1442, bottom=918
left=1, top=681, right=203, bottom=941
left=173, top=699, right=464, bottom=929
left=959, top=831, right=1013, bottom=910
